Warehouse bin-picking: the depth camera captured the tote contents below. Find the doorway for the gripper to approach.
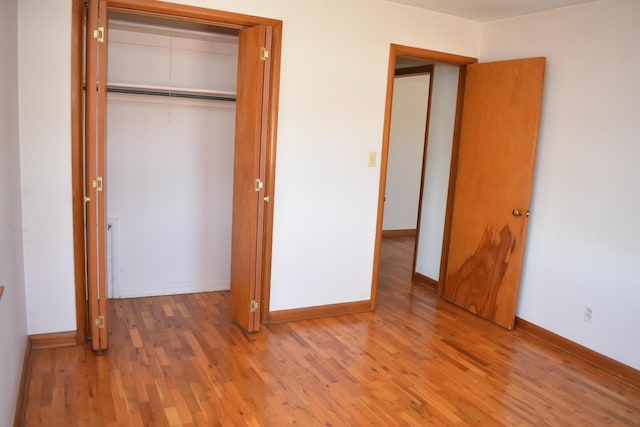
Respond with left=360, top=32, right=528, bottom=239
left=371, top=45, right=476, bottom=309
left=383, top=57, right=462, bottom=293
left=372, top=45, right=546, bottom=330
left=71, top=0, right=282, bottom=347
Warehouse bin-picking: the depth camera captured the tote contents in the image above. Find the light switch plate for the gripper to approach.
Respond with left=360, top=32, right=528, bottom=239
left=368, top=151, right=377, bottom=167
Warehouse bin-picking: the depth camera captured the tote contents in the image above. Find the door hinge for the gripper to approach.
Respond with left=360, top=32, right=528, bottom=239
left=93, top=26, right=105, bottom=43
left=93, top=176, right=103, bottom=192
left=255, top=178, right=264, bottom=192
left=260, top=47, right=269, bottom=61
left=250, top=300, right=259, bottom=312
left=95, top=315, right=105, bottom=329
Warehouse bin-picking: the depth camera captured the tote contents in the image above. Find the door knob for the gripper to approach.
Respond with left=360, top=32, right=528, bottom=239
left=512, top=208, right=523, bottom=217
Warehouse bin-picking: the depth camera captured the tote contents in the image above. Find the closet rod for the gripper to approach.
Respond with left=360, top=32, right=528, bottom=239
left=106, top=86, right=236, bottom=102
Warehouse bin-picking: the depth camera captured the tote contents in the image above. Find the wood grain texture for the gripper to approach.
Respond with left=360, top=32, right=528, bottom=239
left=229, top=25, right=268, bottom=332
left=391, top=45, right=478, bottom=66
left=444, top=58, right=546, bottom=329
left=107, top=0, right=281, bottom=28
left=12, top=337, right=31, bottom=427
left=30, top=332, right=78, bottom=350
left=24, top=237, right=640, bottom=425
left=95, top=0, right=109, bottom=351
left=268, top=300, right=370, bottom=323
left=84, top=0, right=101, bottom=351
left=381, top=229, right=416, bottom=237
left=516, top=317, right=640, bottom=387
left=259, top=21, right=283, bottom=325
left=412, top=271, right=438, bottom=291
left=395, top=65, right=432, bottom=76
left=71, top=0, right=87, bottom=346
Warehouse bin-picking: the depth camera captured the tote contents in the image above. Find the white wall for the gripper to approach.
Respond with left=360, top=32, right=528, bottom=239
left=15, top=0, right=639, bottom=370
left=107, top=95, right=236, bottom=297
left=383, top=73, right=430, bottom=231
left=0, top=0, right=28, bottom=423
left=106, top=24, right=237, bottom=297
left=108, top=21, right=238, bottom=92
left=18, top=0, right=480, bottom=332
left=415, top=63, right=459, bottom=280
left=481, top=0, right=640, bottom=369
left=18, top=0, right=75, bottom=334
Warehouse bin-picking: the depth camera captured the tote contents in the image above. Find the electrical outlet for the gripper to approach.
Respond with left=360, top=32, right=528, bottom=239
left=584, top=305, right=593, bottom=323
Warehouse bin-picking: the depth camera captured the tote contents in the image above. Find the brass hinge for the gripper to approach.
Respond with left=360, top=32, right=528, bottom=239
left=93, top=176, right=103, bottom=192
left=260, top=47, right=269, bottom=61
left=95, top=315, right=105, bottom=329
left=255, top=178, right=264, bottom=192
left=250, top=300, right=259, bottom=312
left=93, top=26, right=105, bottom=43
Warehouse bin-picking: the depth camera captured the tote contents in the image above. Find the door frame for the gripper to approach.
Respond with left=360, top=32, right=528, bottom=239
left=71, top=0, right=282, bottom=344
left=370, top=45, right=476, bottom=309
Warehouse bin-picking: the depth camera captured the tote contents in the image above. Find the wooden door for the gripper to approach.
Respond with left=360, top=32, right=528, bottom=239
left=229, top=25, right=271, bottom=332
left=85, top=0, right=109, bottom=350
left=443, top=57, right=545, bottom=330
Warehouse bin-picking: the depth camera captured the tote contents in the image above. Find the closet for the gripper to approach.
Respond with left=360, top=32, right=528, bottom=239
left=105, top=14, right=239, bottom=299
left=74, top=0, right=281, bottom=351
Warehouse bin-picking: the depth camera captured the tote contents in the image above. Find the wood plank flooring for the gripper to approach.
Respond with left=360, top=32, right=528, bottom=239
left=24, top=237, right=640, bottom=425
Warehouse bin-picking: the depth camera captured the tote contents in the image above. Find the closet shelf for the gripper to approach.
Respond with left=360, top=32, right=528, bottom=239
left=106, top=82, right=236, bottom=101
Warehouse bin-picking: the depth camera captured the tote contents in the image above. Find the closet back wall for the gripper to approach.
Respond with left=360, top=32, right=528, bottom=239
left=106, top=21, right=238, bottom=298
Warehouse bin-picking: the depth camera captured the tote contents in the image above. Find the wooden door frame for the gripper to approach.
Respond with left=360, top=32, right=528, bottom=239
left=370, top=45, right=476, bottom=309
left=71, top=0, right=282, bottom=344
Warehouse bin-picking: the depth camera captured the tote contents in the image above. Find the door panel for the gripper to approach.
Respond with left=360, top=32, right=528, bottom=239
left=230, top=25, right=269, bottom=332
left=85, top=0, right=108, bottom=350
left=443, top=57, right=545, bottom=329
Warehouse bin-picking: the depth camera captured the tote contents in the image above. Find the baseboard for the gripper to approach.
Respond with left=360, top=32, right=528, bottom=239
left=382, top=229, right=416, bottom=237
left=30, top=331, right=77, bottom=350
left=13, top=331, right=78, bottom=425
left=13, top=337, right=32, bottom=427
left=412, top=272, right=438, bottom=291
left=268, top=300, right=371, bottom=323
left=515, top=317, right=640, bottom=387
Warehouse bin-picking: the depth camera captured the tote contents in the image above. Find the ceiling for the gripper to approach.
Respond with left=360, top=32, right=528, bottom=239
left=386, top=0, right=598, bottom=22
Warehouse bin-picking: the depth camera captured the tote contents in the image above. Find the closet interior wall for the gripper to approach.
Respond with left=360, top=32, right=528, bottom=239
left=105, top=16, right=239, bottom=298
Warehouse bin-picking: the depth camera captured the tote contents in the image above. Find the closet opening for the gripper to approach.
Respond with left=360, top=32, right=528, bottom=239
left=71, top=0, right=282, bottom=350
left=104, top=12, right=240, bottom=300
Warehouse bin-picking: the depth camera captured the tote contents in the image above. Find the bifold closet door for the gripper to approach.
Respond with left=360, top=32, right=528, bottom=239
left=85, top=0, right=109, bottom=351
left=229, top=25, right=271, bottom=332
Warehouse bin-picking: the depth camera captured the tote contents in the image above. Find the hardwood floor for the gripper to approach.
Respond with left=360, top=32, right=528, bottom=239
left=24, top=237, right=640, bottom=425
